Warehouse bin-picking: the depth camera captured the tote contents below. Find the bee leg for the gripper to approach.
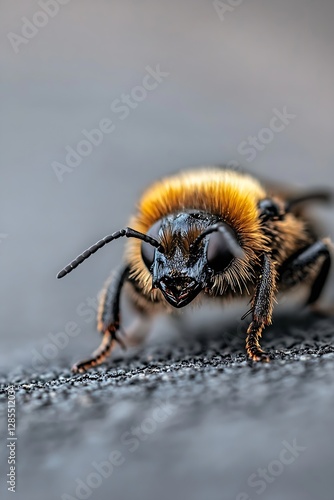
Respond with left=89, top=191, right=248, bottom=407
left=246, top=323, right=269, bottom=362
left=246, top=254, right=277, bottom=362
left=279, top=239, right=332, bottom=309
left=304, top=240, right=331, bottom=307
left=72, top=265, right=130, bottom=373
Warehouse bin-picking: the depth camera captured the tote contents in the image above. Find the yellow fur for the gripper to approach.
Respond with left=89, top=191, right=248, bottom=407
left=126, top=168, right=270, bottom=297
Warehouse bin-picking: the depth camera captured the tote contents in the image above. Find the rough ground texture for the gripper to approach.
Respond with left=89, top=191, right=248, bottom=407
left=1, top=309, right=334, bottom=500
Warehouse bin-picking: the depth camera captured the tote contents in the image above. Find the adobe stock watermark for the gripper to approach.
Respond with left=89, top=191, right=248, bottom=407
left=51, top=64, right=169, bottom=183
left=237, top=107, right=296, bottom=162
left=7, top=0, right=74, bottom=54
left=61, top=398, right=176, bottom=500
left=213, top=0, right=245, bottom=22
left=236, top=438, right=306, bottom=499
left=31, top=295, right=100, bottom=370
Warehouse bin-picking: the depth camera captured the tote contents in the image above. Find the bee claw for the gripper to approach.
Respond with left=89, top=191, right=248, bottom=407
left=249, top=351, right=271, bottom=363
left=71, top=363, right=86, bottom=374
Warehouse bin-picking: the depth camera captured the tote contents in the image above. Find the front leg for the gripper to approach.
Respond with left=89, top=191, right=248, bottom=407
left=72, top=264, right=130, bottom=373
left=246, top=254, right=277, bottom=362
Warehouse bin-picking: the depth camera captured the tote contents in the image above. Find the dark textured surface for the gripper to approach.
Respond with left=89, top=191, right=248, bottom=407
left=1, top=309, right=334, bottom=500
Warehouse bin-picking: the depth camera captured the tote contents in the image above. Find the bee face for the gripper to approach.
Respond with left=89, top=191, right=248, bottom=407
left=141, top=212, right=242, bottom=308
left=151, top=242, right=207, bottom=308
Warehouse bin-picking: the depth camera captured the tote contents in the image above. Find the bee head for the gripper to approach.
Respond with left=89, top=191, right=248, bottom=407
left=141, top=212, right=245, bottom=308
left=57, top=211, right=244, bottom=309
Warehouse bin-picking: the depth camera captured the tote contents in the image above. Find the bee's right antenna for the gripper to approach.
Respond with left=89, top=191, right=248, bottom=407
left=286, top=190, right=332, bottom=211
left=57, top=227, right=164, bottom=279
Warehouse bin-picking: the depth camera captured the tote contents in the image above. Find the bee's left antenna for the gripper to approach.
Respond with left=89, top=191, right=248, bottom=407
left=57, top=227, right=164, bottom=278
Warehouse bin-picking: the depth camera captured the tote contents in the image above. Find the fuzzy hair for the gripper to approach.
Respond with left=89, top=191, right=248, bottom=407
left=125, top=168, right=274, bottom=299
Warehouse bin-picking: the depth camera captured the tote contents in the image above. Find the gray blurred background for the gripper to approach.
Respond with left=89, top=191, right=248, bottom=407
left=1, top=1, right=334, bottom=499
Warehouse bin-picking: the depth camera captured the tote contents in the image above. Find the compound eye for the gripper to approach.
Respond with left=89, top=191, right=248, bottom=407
left=141, top=220, right=162, bottom=270
left=206, top=226, right=236, bottom=272
left=258, top=199, right=281, bottom=221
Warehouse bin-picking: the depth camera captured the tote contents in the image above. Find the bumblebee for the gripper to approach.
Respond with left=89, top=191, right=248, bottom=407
left=57, top=168, right=332, bottom=373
